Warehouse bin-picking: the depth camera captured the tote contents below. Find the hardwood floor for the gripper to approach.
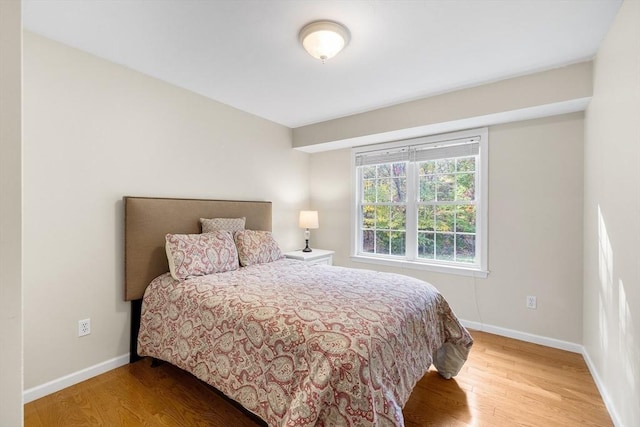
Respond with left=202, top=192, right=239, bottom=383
left=24, top=331, right=613, bottom=426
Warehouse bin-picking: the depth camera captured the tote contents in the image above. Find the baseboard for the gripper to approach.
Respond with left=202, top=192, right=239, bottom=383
left=582, top=348, right=623, bottom=427
left=23, top=353, right=130, bottom=404
left=460, top=319, right=583, bottom=353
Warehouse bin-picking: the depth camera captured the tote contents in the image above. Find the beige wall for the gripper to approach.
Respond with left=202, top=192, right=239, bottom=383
left=22, top=32, right=309, bottom=390
left=583, top=0, right=640, bottom=425
left=0, top=1, right=23, bottom=424
left=294, top=62, right=592, bottom=150
left=310, top=113, right=584, bottom=344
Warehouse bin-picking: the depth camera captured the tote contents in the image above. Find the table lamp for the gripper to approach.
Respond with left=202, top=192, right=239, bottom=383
left=298, top=210, right=319, bottom=252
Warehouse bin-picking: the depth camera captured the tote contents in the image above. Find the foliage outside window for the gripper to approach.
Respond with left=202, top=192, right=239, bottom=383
left=353, top=129, right=488, bottom=276
left=361, top=162, right=407, bottom=256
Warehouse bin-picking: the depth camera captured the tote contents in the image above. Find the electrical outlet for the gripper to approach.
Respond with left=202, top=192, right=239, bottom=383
left=526, top=296, right=537, bottom=309
left=78, top=318, right=91, bottom=337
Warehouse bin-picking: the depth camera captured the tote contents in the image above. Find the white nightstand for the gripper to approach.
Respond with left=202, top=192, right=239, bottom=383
left=284, top=249, right=334, bottom=266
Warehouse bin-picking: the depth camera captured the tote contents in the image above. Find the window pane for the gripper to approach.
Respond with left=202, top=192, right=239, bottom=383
left=377, top=164, right=391, bottom=178
left=456, top=172, right=475, bottom=201
left=435, top=205, right=454, bottom=232
left=375, top=231, right=390, bottom=254
left=435, top=233, right=454, bottom=260
left=391, top=177, right=406, bottom=202
left=362, top=165, right=376, bottom=179
left=362, top=230, right=375, bottom=253
left=375, top=205, right=390, bottom=229
left=455, top=205, right=476, bottom=233
left=419, top=175, right=436, bottom=201
left=363, top=179, right=376, bottom=203
left=456, top=235, right=475, bottom=263
left=418, top=232, right=434, bottom=259
left=392, top=162, right=406, bottom=177
left=437, top=174, right=455, bottom=201
left=436, top=159, right=455, bottom=173
left=417, top=205, right=435, bottom=231
left=390, top=232, right=406, bottom=256
left=362, top=205, right=375, bottom=229
left=456, top=157, right=475, bottom=172
left=376, top=178, right=391, bottom=202
left=390, top=206, right=406, bottom=230
left=419, top=161, right=435, bottom=175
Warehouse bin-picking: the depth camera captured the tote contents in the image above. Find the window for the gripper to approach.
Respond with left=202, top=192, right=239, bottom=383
left=352, top=128, right=488, bottom=277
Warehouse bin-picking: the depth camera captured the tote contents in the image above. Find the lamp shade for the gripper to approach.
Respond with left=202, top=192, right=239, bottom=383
left=299, top=20, right=350, bottom=63
left=299, top=211, right=319, bottom=229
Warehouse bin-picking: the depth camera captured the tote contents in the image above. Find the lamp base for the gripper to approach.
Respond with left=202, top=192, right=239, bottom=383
left=302, top=239, right=312, bottom=252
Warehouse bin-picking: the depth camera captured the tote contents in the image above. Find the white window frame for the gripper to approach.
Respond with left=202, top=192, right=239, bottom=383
left=350, top=128, right=489, bottom=278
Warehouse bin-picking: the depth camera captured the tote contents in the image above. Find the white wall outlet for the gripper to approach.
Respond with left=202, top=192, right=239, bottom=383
left=78, top=318, right=91, bottom=337
left=526, top=296, right=537, bottom=309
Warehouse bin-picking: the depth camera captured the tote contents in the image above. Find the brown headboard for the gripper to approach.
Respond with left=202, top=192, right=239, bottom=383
left=124, top=196, right=272, bottom=301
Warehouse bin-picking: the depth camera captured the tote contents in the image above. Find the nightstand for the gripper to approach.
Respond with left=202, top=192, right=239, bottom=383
left=284, top=249, right=334, bottom=266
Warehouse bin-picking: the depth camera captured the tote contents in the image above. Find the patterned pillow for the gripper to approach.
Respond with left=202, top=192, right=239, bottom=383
left=165, top=230, right=239, bottom=280
left=200, top=217, right=246, bottom=233
left=234, top=230, right=284, bottom=267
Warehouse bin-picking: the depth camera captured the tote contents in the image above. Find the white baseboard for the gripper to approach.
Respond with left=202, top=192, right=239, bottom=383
left=23, top=353, right=130, bottom=404
left=582, top=348, right=623, bottom=427
left=460, top=319, right=583, bottom=353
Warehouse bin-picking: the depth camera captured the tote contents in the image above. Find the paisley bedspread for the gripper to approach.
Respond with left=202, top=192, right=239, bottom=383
left=137, top=259, right=473, bottom=426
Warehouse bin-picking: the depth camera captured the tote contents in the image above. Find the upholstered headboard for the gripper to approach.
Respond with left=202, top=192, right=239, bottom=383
left=124, top=196, right=272, bottom=301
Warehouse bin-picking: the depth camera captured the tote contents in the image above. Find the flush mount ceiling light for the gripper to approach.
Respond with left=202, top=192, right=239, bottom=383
left=299, top=20, right=350, bottom=63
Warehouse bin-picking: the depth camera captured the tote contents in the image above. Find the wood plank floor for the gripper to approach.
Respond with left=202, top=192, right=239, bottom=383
left=24, top=331, right=613, bottom=426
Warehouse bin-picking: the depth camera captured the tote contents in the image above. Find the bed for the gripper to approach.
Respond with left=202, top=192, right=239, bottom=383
left=124, top=196, right=473, bottom=427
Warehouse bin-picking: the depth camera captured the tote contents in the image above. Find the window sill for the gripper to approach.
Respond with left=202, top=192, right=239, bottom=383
left=350, top=255, right=489, bottom=278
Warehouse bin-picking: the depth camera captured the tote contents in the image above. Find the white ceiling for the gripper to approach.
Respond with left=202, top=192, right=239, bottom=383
left=22, top=0, right=621, bottom=128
